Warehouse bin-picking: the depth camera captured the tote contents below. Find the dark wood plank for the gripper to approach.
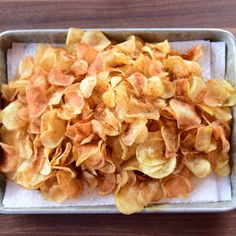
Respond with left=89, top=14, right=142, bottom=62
left=1, top=1, right=236, bottom=235
left=1, top=212, right=236, bottom=236
left=0, top=0, right=236, bottom=31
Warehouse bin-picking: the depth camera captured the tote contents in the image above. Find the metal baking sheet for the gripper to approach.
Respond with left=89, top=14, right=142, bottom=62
left=0, top=28, right=235, bottom=214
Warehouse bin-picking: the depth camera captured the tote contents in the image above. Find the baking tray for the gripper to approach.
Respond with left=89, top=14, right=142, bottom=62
left=0, top=28, right=235, bottom=214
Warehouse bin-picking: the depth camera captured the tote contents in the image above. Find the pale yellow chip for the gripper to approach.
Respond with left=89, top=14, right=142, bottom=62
left=136, top=132, right=166, bottom=166
left=79, top=75, right=97, bottom=98
left=2, top=101, right=26, bottom=130
left=183, top=154, right=211, bottom=178
left=18, top=57, right=34, bottom=79
left=40, top=110, right=67, bottom=149
left=66, top=28, right=84, bottom=46
left=139, top=157, right=176, bottom=179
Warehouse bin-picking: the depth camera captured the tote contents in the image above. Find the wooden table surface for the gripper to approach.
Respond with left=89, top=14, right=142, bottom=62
left=1, top=1, right=236, bottom=235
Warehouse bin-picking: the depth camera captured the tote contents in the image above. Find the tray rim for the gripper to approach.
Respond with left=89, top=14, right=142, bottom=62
left=0, top=28, right=236, bottom=214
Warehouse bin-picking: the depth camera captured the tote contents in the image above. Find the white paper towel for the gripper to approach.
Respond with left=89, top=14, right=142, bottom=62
left=2, top=41, right=231, bottom=208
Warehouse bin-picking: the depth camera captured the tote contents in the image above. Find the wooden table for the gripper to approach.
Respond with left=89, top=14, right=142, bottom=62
left=1, top=1, right=236, bottom=235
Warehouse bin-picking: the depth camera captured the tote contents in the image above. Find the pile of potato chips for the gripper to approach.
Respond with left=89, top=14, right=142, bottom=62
left=0, top=28, right=235, bottom=214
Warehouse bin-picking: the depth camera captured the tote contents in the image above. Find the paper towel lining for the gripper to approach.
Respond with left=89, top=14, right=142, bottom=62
left=2, top=41, right=231, bottom=208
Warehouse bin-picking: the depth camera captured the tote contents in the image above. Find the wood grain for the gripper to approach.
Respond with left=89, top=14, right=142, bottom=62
left=1, top=1, right=236, bottom=235
left=0, top=0, right=236, bottom=31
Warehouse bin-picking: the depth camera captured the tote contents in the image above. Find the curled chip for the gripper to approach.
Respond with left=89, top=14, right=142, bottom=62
left=0, top=28, right=235, bottom=215
left=136, top=132, right=166, bottom=166
left=169, top=99, right=201, bottom=130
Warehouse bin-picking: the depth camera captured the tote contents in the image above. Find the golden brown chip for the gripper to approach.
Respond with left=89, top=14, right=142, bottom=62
left=161, top=174, right=192, bottom=198
left=56, top=170, right=83, bottom=198
left=26, top=85, right=48, bottom=119
left=0, top=142, right=19, bottom=172
left=194, top=126, right=213, bottom=152
left=161, top=120, right=180, bottom=158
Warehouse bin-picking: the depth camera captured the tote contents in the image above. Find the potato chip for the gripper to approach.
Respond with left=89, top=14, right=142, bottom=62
left=169, top=99, right=201, bottom=130
left=188, top=76, right=206, bottom=103
left=204, top=80, right=236, bottom=107
left=81, top=30, right=111, bottom=52
left=98, top=173, right=116, bottom=195
left=139, top=157, right=176, bottom=179
left=80, top=75, right=97, bottom=98
left=102, top=89, right=116, bottom=108
left=0, top=142, right=19, bottom=172
left=26, top=85, right=48, bottom=119
left=40, top=110, right=67, bottom=148
left=51, top=142, right=72, bottom=166
left=115, top=183, right=143, bottom=215
left=104, top=51, right=133, bottom=68
left=147, top=40, right=170, bottom=54
left=161, top=120, right=180, bottom=158
left=18, top=56, right=34, bottom=79
left=181, top=45, right=203, bottom=61
left=161, top=174, right=192, bottom=198
left=2, top=101, right=26, bottom=130
left=126, top=96, right=161, bottom=121
left=137, top=180, right=163, bottom=206
left=75, top=140, right=103, bottom=167
left=70, top=60, right=88, bottom=77
left=36, top=46, right=57, bottom=71
left=146, top=76, right=164, bottom=98
left=183, top=154, right=211, bottom=178
left=94, top=107, right=120, bottom=136
left=48, top=86, right=64, bottom=105
left=1, top=84, right=17, bottom=101
left=65, top=120, right=92, bottom=145
left=211, top=122, right=230, bottom=153
left=116, top=35, right=136, bottom=56
left=82, top=171, right=98, bottom=190
left=121, top=119, right=148, bottom=146
left=40, top=176, right=67, bottom=202
left=48, top=68, right=75, bottom=86
left=165, top=56, right=190, bottom=78
left=16, top=170, right=52, bottom=190
left=64, top=84, right=85, bottom=114
left=161, top=79, right=176, bottom=99
left=116, top=180, right=162, bottom=215
left=136, top=132, right=166, bottom=167
left=76, top=42, right=98, bottom=65
left=213, top=107, right=232, bottom=121
left=194, top=126, right=212, bottom=152
left=56, top=170, right=83, bottom=198
left=127, top=72, right=148, bottom=96
left=66, top=28, right=84, bottom=46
